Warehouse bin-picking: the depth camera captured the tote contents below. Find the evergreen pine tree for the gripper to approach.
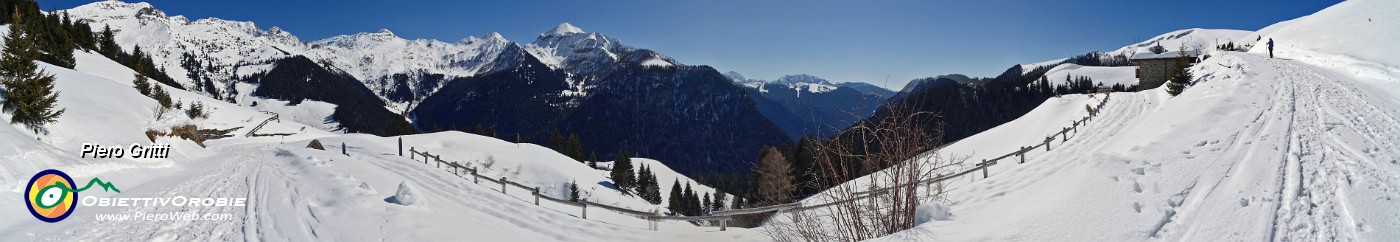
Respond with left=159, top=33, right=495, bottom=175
left=1166, top=45, right=1193, bottom=96
left=609, top=149, right=635, bottom=194
left=668, top=179, right=682, bottom=211
left=569, top=180, right=580, bottom=203
left=731, top=196, right=744, bottom=209
left=702, top=192, right=711, bottom=215
left=647, top=168, right=661, bottom=204
left=565, top=133, right=583, bottom=161
left=132, top=74, right=152, bottom=96
left=151, top=84, right=172, bottom=108
left=588, top=151, right=598, bottom=167
left=634, top=164, right=650, bottom=198
left=1, top=13, right=64, bottom=133
left=548, top=129, right=564, bottom=151
left=565, top=133, right=582, bottom=159
left=97, top=25, right=118, bottom=58
left=682, top=183, right=695, bottom=215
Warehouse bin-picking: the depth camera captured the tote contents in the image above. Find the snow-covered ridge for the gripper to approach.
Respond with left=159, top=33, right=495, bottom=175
left=1111, top=28, right=1253, bottom=56
left=64, top=2, right=689, bottom=109
left=65, top=0, right=304, bottom=92
left=728, top=73, right=851, bottom=95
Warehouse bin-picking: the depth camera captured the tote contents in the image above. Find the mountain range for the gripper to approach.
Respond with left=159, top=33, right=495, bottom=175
left=63, top=1, right=790, bottom=175
left=726, top=72, right=892, bottom=138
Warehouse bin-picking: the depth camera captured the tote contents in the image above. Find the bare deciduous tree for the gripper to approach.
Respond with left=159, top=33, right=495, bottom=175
left=757, top=146, right=795, bottom=206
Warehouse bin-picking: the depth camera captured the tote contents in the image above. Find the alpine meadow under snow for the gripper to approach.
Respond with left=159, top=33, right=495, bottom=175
left=0, top=0, right=1397, bottom=241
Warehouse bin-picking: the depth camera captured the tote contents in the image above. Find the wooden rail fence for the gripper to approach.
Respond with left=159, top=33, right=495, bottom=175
left=245, top=111, right=280, bottom=137
left=403, top=94, right=1112, bottom=232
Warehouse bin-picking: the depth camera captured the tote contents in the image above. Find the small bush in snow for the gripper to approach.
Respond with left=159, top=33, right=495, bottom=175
left=186, top=101, right=210, bottom=119
left=480, top=155, right=496, bottom=170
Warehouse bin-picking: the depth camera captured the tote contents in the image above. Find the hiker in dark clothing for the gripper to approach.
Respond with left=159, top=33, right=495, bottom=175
left=1267, top=38, right=1274, bottom=58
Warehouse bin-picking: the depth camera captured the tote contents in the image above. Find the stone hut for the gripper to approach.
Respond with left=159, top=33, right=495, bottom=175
left=1131, top=49, right=1199, bottom=90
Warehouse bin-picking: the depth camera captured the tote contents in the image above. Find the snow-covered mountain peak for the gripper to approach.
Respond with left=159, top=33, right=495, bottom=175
left=724, top=71, right=749, bottom=82
left=545, top=22, right=586, bottom=36
left=313, top=29, right=418, bottom=47
left=458, top=32, right=509, bottom=45
left=526, top=23, right=639, bottom=76
left=373, top=28, right=396, bottom=37
left=485, top=32, right=506, bottom=41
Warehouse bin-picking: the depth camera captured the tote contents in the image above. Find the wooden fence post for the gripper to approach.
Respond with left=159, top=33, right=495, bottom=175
left=1062, top=128, right=1069, bottom=142
left=533, top=187, right=540, bottom=205
left=436, top=156, right=441, bottom=169
left=651, top=209, right=660, bottom=231
left=470, top=168, right=478, bottom=184
left=501, top=177, right=508, bottom=194
left=981, top=159, right=989, bottom=178
left=410, top=147, right=415, bottom=160
left=581, top=203, right=588, bottom=219
left=1019, top=148, right=1026, bottom=164
left=720, top=218, right=728, bottom=231
left=1045, top=137, right=1052, bottom=151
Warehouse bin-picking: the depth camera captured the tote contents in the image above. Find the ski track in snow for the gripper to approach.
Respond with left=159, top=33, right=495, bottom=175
left=876, top=52, right=1400, bottom=241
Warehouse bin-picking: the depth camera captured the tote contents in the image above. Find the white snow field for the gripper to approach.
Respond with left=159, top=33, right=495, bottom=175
left=856, top=0, right=1400, bottom=240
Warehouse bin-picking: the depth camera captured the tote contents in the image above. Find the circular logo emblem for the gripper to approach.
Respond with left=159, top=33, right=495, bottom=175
left=26, top=169, right=77, bottom=223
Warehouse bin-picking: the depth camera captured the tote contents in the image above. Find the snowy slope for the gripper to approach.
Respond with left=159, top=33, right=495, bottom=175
left=782, top=1, right=1400, bottom=240
left=806, top=2, right=1400, bottom=239
left=306, top=30, right=512, bottom=82
left=65, top=1, right=303, bottom=91
left=1111, top=28, right=1253, bottom=57
left=1249, top=0, right=1400, bottom=83
left=0, top=36, right=752, bottom=241
left=869, top=50, right=1400, bottom=241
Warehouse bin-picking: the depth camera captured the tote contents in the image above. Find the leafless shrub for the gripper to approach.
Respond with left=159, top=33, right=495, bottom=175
left=764, top=103, right=959, bottom=242
left=152, top=104, right=173, bottom=121
left=481, top=155, right=497, bottom=170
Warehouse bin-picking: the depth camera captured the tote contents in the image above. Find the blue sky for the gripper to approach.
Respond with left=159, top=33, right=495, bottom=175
left=44, top=0, right=1339, bottom=89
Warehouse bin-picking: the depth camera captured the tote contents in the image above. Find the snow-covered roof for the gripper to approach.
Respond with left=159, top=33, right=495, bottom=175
left=1130, top=50, right=1199, bottom=60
